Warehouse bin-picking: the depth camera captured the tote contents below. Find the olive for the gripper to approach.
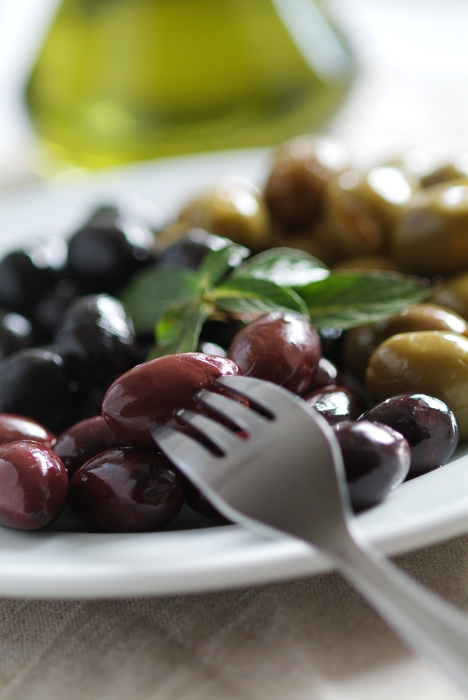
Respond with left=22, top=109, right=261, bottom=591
left=303, top=385, right=367, bottom=425
left=305, top=357, right=343, bottom=391
left=391, top=177, right=468, bottom=275
left=0, top=414, right=55, bottom=447
left=0, top=250, right=56, bottom=314
left=332, top=421, right=411, bottom=510
left=178, top=177, right=271, bottom=251
left=264, top=134, right=350, bottom=230
left=158, top=228, right=248, bottom=271
left=429, top=272, right=468, bottom=320
left=420, top=152, right=468, bottom=188
left=184, top=480, right=226, bottom=520
left=318, top=326, right=344, bottom=364
left=68, top=447, right=184, bottom=532
left=0, top=310, right=34, bottom=358
left=54, top=294, right=137, bottom=389
left=0, top=440, right=68, bottom=530
left=227, top=311, right=321, bottom=395
left=66, top=206, right=156, bottom=292
left=34, top=279, right=83, bottom=341
left=54, top=415, right=128, bottom=477
left=366, top=331, right=468, bottom=440
left=343, top=303, right=468, bottom=382
left=0, top=348, right=77, bottom=433
left=102, top=352, right=241, bottom=448
left=332, top=255, right=408, bottom=274
left=360, top=394, right=459, bottom=477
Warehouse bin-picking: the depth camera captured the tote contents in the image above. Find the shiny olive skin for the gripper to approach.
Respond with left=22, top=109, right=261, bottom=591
left=54, top=294, right=137, bottom=389
left=0, top=414, right=55, bottom=448
left=332, top=421, right=411, bottom=510
left=303, top=385, right=367, bottom=425
left=54, top=415, right=128, bottom=477
left=305, top=357, right=343, bottom=391
left=0, top=250, right=56, bottom=315
left=392, top=177, right=468, bottom=275
left=158, top=228, right=248, bottom=271
left=66, top=206, right=156, bottom=293
left=34, top=279, right=82, bottom=341
left=264, top=134, right=350, bottom=230
left=68, top=447, right=184, bottom=532
left=227, top=312, right=321, bottom=395
left=178, top=178, right=271, bottom=251
left=366, top=331, right=468, bottom=440
left=102, top=352, right=241, bottom=448
left=343, top=303, right=468, bottom=382
left=0, top=348, right=76, bottom=433
left=0, top=440, right=68, bottom=530
left=0, top=310, right=34, bottom=358
left=360, top=394, right=459, bottom=477
left=429, top=272, right=468, bottom=321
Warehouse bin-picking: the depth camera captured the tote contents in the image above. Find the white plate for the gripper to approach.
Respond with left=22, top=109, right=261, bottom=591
left=1, top=148, right=468, bottom=599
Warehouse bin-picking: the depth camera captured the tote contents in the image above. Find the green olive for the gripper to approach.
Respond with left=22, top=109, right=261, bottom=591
left=264, top=134, right=350, bottom=230
left=366, top=331, right=468, bottom=438
left=391, top=177, right=468, bottom=275
left=343, top=303, right=468, bottom=382
left=429, top=272, right=468, bottom=320
left=178, top=177, right=271, bottom=251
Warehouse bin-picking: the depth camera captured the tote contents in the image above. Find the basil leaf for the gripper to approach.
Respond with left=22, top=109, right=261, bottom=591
left=196, top=243, right=250, bottom=290
left=232, top=247, right=329, bottom=287
left=297, top=273, right=432, bottom=328
left=119, top=265, right=199, bottom=334
left=156, top=300, right=213, bottom=354
left=213, top=277, right=309, bottom=316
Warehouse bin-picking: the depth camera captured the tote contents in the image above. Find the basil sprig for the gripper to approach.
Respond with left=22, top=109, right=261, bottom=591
left=119, top=245, right=431, bottom=355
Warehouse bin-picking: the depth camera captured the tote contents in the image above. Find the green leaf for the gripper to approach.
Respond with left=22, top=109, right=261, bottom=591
left=213, top=277, right=309, bottom=316
left=196, top=243, right=250, bottom=290
left=118, top=265, right=199, bottom=334
left=297, top=273, right=432, bottom=328
left=156, top=300, right=214, bottom=354
left=232, top=247, right=329, bottom=287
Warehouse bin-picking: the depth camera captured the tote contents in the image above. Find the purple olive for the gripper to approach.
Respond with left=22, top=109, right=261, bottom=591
left=54, top=415, right=128, bottom=477
left=303, top=385, right=367, bottom=425
left=0, top=414, right=55, bottom=448
left=68, top=447, right=184, bottom=532
left=227, top=311, right=321, bottom=394
left=360, top=393, right=459, bottom=477
left=332, top=421, right=411, bottom=510
left=0, top=441, right=68, bottom=530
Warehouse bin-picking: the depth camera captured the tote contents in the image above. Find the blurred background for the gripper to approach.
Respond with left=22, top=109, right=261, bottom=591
left=0, top=0, right=467, bottom=182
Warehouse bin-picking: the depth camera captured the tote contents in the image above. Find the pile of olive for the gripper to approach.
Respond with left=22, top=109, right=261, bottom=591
left=0, top=132, right=467, bottom=533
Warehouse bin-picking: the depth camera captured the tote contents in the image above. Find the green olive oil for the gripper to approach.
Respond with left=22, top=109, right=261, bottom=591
left=25, top=0, right=355, bottom=168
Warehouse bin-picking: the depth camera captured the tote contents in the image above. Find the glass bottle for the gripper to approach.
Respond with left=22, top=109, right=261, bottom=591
left=25, top=0, right=355, bottom=168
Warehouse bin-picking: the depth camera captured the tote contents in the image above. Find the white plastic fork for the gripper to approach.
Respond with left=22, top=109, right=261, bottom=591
left=151, top=374, right=468, bottom=694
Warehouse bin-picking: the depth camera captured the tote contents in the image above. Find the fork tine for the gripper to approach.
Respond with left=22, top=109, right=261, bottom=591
left=195, top=390, right=268, bottom=433
left=150, top=423, right=217, bottom=480
left=177, top=409, right=244, bottom=453
left=217, top=375, right=296, bottom=415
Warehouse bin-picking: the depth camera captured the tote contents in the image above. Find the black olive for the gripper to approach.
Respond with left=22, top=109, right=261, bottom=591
left=54, top=294, right=137, bottom=389
left=0, top=250, right=56, bottom=314
left=34, top=279, right=83, bottom=342
left=0, top=348, right=78, bottom=432
left=0, top=310, right=34, bottom=358
left=66, top=208, right=157, bottom=292
left=158, top=228, right=246, bottom=271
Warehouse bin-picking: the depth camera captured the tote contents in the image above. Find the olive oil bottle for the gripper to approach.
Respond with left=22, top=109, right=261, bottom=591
left=25, top=0, right=355, bottom=168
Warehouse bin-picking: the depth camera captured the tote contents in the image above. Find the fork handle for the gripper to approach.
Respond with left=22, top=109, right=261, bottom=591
left=331, top=535, right=468, bottom=693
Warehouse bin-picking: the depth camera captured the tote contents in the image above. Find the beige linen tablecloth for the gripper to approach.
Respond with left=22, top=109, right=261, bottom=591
left=0, top=536, right=467, bottom=700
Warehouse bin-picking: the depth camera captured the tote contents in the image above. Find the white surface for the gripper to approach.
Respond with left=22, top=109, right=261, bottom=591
left=0, top=149, right=467, bottom=598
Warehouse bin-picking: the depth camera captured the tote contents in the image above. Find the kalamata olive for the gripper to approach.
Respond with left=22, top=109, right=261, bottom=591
left=392, top=177, right=468, bottom=275
left=54, top=415, right=128, bottom=477
left=264, top=134, right=350, bottom=230
left=158, top=228, right=248, bottom=271
left=184, top=480, right=226, bottom=520
left=360, top=394, right=459, bottom=477
left=332, top=421, right=411, bottom=510
left=54, top=294, right=137, bottom=389
left=0, top=250, right=56, bottom=314
left=366, top=331, right=468, bottom=440
left=429, top=272, right=468, bottom=320
left=343, top=303, right=468, bottom=382
left=304, top=357, right=343, bottom=391
left=303, top=385, right=367, bottom=425
left=227, top=312, right=321, bottom=394
left=0, top=310, right=34, bottom=358
left=66, top=207, right=156, bottom=292
left=0, top=348, right=77, bottom=432
left=68, top=447, right=184, bottom=532
left=102, top=352, right=241, bottom=448
left=0, top=414, right=55, bottom=448
left=34, top=279, right=82, bottom=341
left=178, top=178, right=271, bottom=251
left=0, top=440, right=68, bottom=530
